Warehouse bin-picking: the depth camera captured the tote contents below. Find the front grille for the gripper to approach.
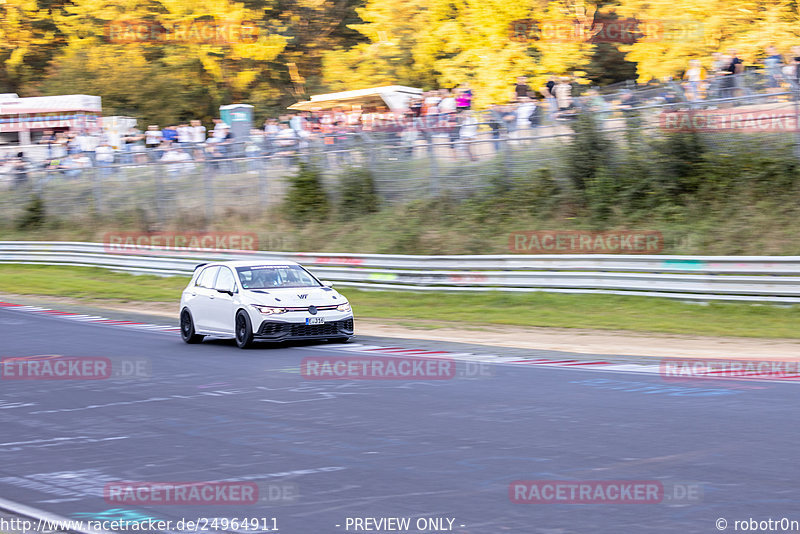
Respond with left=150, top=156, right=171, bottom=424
left=283, top=305, right=340, bottom=312
left=258, top=318, right=354, bottom=338
left=259, top=323, right=284, bottom=335
left=290, top=323, right=339, bottom=337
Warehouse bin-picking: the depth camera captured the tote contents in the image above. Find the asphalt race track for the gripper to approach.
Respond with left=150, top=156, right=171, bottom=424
left=0, top=305, right=797, bottom=534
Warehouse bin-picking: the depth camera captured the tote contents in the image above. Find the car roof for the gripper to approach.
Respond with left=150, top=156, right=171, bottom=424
left=202, top=260, right=302, bottom=269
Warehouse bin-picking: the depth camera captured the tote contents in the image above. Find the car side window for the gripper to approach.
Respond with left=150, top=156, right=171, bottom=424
left=195, top=266, right=220, bottom=288
left=215, top=267, right=236, bottom=292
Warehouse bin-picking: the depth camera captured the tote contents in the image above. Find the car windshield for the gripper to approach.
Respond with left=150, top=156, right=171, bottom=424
left=236, top=264, right=321, bottom=289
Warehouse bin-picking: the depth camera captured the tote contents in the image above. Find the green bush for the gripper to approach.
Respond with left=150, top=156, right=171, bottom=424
left=585, top=165, right=618, bottom=223
left=336, top=167, right=380, bottom=220
left=283, top=162, right=330, bottom=225
left=655, top=131, right=705, bottom=200
left=467, top=168, right=562, bottom=223
left=16, top=194, right=46, bottom=231
left=565, top=111, right=610, bottom=193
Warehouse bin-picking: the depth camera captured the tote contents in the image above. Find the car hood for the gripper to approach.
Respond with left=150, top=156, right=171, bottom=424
left=242, top=287, right=345, bottom=307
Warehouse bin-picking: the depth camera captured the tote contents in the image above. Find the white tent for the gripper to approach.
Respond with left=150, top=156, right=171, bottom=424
left=288, top=85, right=422, bottom=112
left=0, top=94, right=101, bottom=115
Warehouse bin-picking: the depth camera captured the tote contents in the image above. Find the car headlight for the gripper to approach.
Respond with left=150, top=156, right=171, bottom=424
left=337, top=302, right=351, bottom=312
left=253, top=305, right=287, bottom=315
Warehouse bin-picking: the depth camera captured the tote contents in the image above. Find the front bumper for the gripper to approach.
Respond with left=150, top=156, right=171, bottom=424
left=255, top=317, right=354, bottom=341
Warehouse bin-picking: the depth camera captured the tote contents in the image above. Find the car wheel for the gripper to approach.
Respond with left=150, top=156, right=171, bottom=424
left=180, top=309, right=204, bottom=344
left=235, top=310, right=255, bottom=349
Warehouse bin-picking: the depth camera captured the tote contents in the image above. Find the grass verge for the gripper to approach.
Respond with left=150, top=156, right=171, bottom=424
left=0, top=264, right=798, bottom=339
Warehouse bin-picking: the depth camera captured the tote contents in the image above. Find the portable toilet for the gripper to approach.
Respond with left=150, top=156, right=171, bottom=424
left=219, top=104, right=253, bottom=141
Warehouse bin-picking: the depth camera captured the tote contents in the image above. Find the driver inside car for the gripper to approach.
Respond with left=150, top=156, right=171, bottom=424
left=254, top=270, right=280, bottom=288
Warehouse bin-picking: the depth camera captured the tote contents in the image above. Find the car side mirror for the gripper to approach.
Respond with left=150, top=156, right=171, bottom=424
left=321, top=280, right=334, bottom=287
left=216, top=280, right=236, bottom=295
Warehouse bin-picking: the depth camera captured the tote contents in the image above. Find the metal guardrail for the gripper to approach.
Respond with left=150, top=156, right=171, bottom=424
left=1, top=241, right=799, bottom=303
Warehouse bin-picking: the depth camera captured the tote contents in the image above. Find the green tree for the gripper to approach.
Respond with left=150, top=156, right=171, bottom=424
left=41, top=46, right=212, bottom=125
left=583, top=42, right=637, bottom=86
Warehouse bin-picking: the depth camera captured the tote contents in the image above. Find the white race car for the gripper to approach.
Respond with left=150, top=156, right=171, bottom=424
left=179, top=260, right=354, bottom=348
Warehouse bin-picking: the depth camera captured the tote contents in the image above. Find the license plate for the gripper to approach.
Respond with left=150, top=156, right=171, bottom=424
left=305, top=317, right=325, bottom=325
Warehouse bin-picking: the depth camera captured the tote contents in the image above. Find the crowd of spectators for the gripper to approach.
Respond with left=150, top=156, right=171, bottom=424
left=682, top=46, right=800, bottom=100
left=0, top=118, right=236, bottom=184
left=4, top=46, right=800, bottom=187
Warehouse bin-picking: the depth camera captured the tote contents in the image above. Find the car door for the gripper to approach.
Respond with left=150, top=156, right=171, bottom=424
left=207, top=266, right=237, bottom=334
left=190, top=266, right=220, bottom=332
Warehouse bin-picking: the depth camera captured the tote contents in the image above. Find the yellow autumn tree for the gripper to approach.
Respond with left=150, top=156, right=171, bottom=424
left=0, top=0, right=66, bottom=92
left=38, top=0, right=287, bottom=122
left=321, top=0, right=439, bottom=91
left=612, top=0, right=800, bottom=80
left=322, top=0, right=597, bottom=108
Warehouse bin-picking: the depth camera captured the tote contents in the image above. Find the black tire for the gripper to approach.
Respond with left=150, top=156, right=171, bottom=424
left=235, top=310, right=255, bottom=349
left=180, top=309, right=204, bottom=344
